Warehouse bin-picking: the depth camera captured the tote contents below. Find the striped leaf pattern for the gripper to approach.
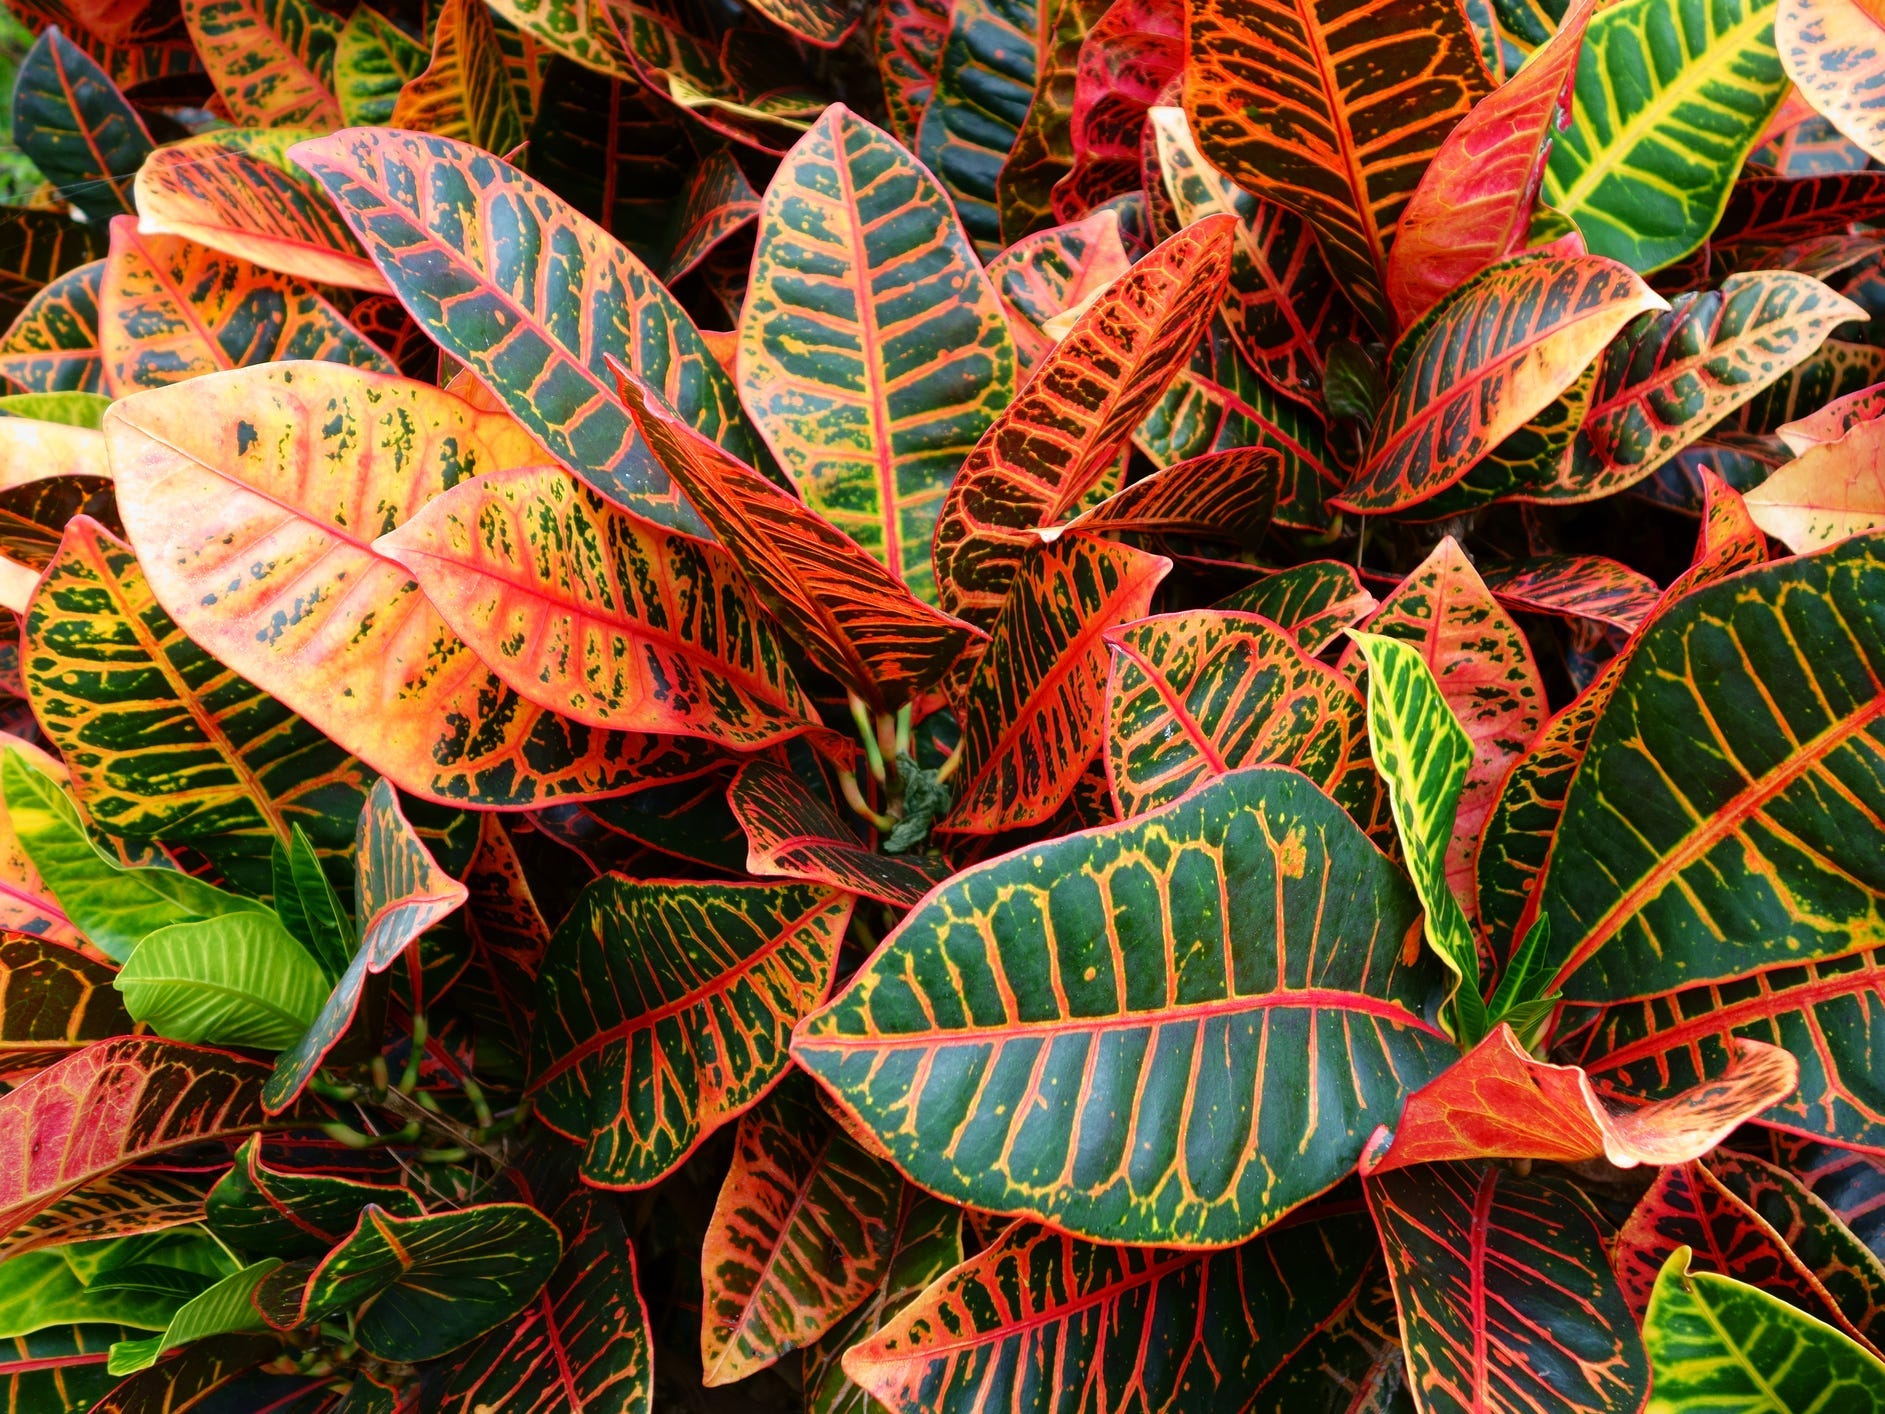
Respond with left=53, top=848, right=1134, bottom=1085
left=1335, top=255, right=1666, bottom=513
left=985, top=209, right=1132, bottom=374
left=620, top=12, right=825, bottom=155
left=1543, top=0, right=1789, bottom=271
left=1055, top=0, right=1184, bottom=220
left=794, top=767, right=1453, bottom=1246
left=292, top=128, right=767, bottom=534
left=946, top=533, right=1168, bottom=834
left=24, top=517, right=371, bottom=887
left=378, top=464, right=818, bottom=747
left=662, top=147, right=761, bottom=283
left=1479, top=554, right=1661, bottom=633
left=1183, top=0, right=1494, bottom=331
left=530, top=875, right=852, bottom=1189
left=0, top=1327, right=121, bottom=1414
left=615, top=369, right=981, bottom=710
left=701, top=1074, right=902, bottom=1385
left=995, top=0, right=1111, bottom=243
left=180, top=0, right=344, bottom=130
left=12, top=27, right=151, bottom=225
left=841, top=1204, right=1381, bottom=1412
left=1105, top=609, right=1380, bottom=826
left=0, top=933, right=131, bottom=1078
left=107, top=362, right=719, bottom=805
left=1539, top=532, right=1885, bottom=1002
left=0, top=1166, right=212, bottom=1260
left=872, top=0, right=951, bottom=147
left=932, top=217, right=1234, bottom=634
left=1057, top=445, right=1280, bottom=548
left=483, top=0, right=629, bottom=78
left=916, top=0, right=1040, bottom=253
left=0, top=260, right=102, bottom=392
left=740, top=106, right=1016, bottom=605
left=0, top=207, right=106, bottom=329
left=1215, top=561, right=1376, bottom=655
left=207, top=1136, right=422, bottom=1258
left=389, top=0, right=526, bottom=158
left=98, top=219, right=392, bottom=396
left=333, top=5, right=427, bottom=126
left=1366, top=1161, right=1650, bottom=1414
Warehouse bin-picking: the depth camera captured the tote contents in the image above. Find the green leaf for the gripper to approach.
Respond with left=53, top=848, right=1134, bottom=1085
left=332, top=5, right=426, bottom=126
left=916, top=0, right=1040, bottom=254
left=0, top=259, right=102, bottom=393
left=205, top=1137, right=420, bottom=1261
left=1644, top=1247, right=1885, bottom=1412
left=270, top=829, right=352, bottom=980
left=0, top=391, right=108, bottom=427
left=11, top=27, right=152, bottom=225
left=1214, top=561, right=1377, bottom=656
left=0, top=1242, right=197, bottom=1338
left=0, top=1325, right=130, bottom=1413
left=106, top=1259, right=278, bottom=1374
left=1350, top=631, right=1488, bottom=1044
left=180, top=0, right=344, bottom=130
left=116, top=911, right=328, bottom=1051
left=794, top=765, right=1453, bottom=1246
left=1543, top=0, right=1789, bottom=271
left=0, top=749, right=265, bottom=964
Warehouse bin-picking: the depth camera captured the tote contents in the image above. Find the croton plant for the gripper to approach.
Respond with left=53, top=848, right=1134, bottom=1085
left=0, top=0, right=1878, bottom=1405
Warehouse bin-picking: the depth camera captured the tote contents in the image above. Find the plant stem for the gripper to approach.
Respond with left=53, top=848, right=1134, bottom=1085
left=838, top=767, right=895, bottom=830
left=849, top=692, right=887, bottom=783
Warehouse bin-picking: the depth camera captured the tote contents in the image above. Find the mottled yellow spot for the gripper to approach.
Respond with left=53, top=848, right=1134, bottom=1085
left=1276, top=825, right=1307, bottom=880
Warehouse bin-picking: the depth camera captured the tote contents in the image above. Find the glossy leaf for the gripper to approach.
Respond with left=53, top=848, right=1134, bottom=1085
left=933, top=216, right=1234, bottom=634
left=1539, top=532, right=1885, bottom=1001
left=1387, top=0, right=1593, bottom=327
left=0, top=1166, right=212, bottom=1264
left=916, top=0, right=1040, bottom=252
left=995, top=0, right=1108, bottom=245
left=133, top=129, right=387, bottom=294
left=292, top=127, right=768, bottom=533
left=873, top=0, right=950, bottom=147
left=740, top=105, right=1016, bottom=605
left=107, top=362, right=718, bottom=805
left=0, top=207, right=107, bottom=329
left=729, top=758, right=952, bottom=908
left=98, top=219, right=392, bottom=396
left=1054, top=445, right=1280, bottom=551
left=0, top=260, right=102, bottom=393
left=1215, top=561, right=1376, bottom=656
left=1055, top=0, right=1183, bottom=221
left=332, top=4, right=426, bottom=126
left=946, top=533, right=1168, bottom=834
left=105, top=1259, right=278, bottom=1374
left=1544, top=0, right=1789, bottom=271
left=378, top=463, right=818, bottom=747
left=530, top=874, right=852, bottom=1189
left=86, top=1334, right=292, bottom=1414
left=1479, top=554, right=1660, bottom=632
left=389, top=0, right=525, bottom=158
left=700, top=1073, right=902, bottom=1384
left=0, top=933, right=130, bottom=1077
left=618, top=13, right=824, bottom=155
left=12, top=27, right=151, bottom=225
left=1747, top=416, right=1885, bottom=551
left=843, top=1202, right=1381, bottom=1412
left=117, top=911, right=328, bottom=1049
left=483, top=0, right=628, bottom=79
left=180, top=0, right=344, bottom=130
left=1184, top=0, right=1493, bottom=331
left=206, top=1136, right=421, bottom=1260
left=1335, top=255, right=1665, bottom=513
left=795, top=766, right=1453, bottom=1246
left=986, top=209, right=1132, bottom=375
left=1366, top=1160, right=1649, bottom=1414
left=1780, top=0, right=1885, bottom=168
left=0, top=1326, right=122, bottom=1414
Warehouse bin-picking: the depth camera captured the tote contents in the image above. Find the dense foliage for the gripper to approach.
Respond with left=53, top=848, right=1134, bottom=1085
left=0, top=0, right=1878, bottom=1406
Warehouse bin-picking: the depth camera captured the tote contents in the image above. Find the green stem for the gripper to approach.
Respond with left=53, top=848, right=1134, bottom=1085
left=397, top=1012, right=427, bottom=1094
left=838, top=768, right=895, bottom=831
left=849, top=692, right=887, bottom=783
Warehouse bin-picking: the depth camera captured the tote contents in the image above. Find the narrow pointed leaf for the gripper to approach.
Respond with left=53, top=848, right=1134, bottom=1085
left=872, top=0, right=951, bottom=147
left=12, top=27, right=152, bottom=225
left=947, top=533, right=1168, bottom=834
left=795, top=766, right=1452, bottom=1246
left=0, top=260, right=102, bottom=393
left=0, top=1167, right=212, bottom=1261
left=1184, top=0, right=1494, bottom=331
left=1055, top=445, right=1279, bottom=550
left=180, top=0, right=343, bottom=130
left=1366, top=1160, right=1649, bottom=1414
left=700, top=1074, right=902, bottom=1385
left=291, top=127, right=768, bottom=534
left=530, top=874, right=852, bottom=1189
left=1215, top=561, right=1376, bottom=655
left=1781, top=0, right=1885, bottom=167
left=0, top=933, right=131, bottom=1077
left=1543, top=0, right=1788, bottom=271
left=105, top=1260, right=278, bottom=1375
left=933, top=216, right=1234, bottom=634
left=107, top=362, right=718, bottom=805
left=986, top=209, right=1132, bottom=375
left=389, top=0, right=525, bottom=158
left=1479, top=554, right=1660, bottom=633
left=377, top=464, right=818, bottom=747
left=333, top=5, right=426, bottom=126
left=1747, top=416, right=1885, bottom=551
left=740, top=105, right=1016, bottom=605
left=916, top=0, right=1041, bottom=253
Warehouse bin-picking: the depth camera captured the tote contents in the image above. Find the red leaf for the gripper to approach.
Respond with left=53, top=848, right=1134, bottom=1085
left=1479, top=554, right=1661, bottom=633
left=1051, top=0, right=1183, bottom=222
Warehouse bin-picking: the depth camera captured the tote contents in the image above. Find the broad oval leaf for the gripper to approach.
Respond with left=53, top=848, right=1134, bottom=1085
left=377, top=463, right=818, bottom=748
left=1540, top=532, right=1885, bottom=1002
left=530, top=874, right=853, bottom=1189
left=794, top=766, right=1452, bottom=1246
left=116, top=911, right=329, bottom=1050
left=1780, top=0, right=1885, bottom=168
left=107, top=362, right=719, bottom=806
left=180, top=0, right=344, bottom=131
left=0, top=259, right=102, bottom=393
left=11, top=27, right=152, bottom=226
left=1183, top=0, right=1494, bottom=332
left=1334, top=255, right=1665, bottom=514
left=1543, top=0, right=1789, bottom=271
left=1746, top=415, right=1885, bottom=551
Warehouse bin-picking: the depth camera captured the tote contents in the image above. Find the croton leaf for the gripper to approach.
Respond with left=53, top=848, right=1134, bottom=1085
left=388, top=0, right=525, bottom=158
left=1543, top=0, right=1788, bottom=271
left=1054, top=445, right=1280, bottom=552
left=1215, top=561, right=1376, bottom=656
left=0, top=260, right=102, bottom=393
left=841, top=1202, right=1380, bottom=1412
left=108, top=362, right=719, bottom=805
left=332, top=4, right=427, bottom=126
left=12, top=27, right=152, bottom=226
left=1778, top=379, right=1885, bottom=453
left=98, top=218, right=393, bottom=396
left=1366, top=1160, right=1649, bottom=1414
left=436, top=1185, right=653, bottom=1414
left=179, top=0, right=344, bottom=130
left=1643, top=1247, right=1885, bottom=1411
left=206, top=1136, right=422, bottom=1260
left=483, top=0, right=628, bottom=79
left=105, top=1258, right=278, bottom=1374
left=1538, top=531, right=1885, bottom=1002
left=932, top=215, right=1234, bottom=634
left=872, top=0, right=950, bottom=147
left=616, top=11, right=824, bottom=156
left=1105, top=609, right=1380, bottom=828
left=985, top=208, right=1132, bottom=375
left=995, top=0, right=1110, bottom=244
left=1334, top=255, right=1666, bottom=514
left=0, top=933, right=131, bottom=1078
left=1479, top=554, right=1660, bottom=633
left=916, top=0, right=1040, bottom=253
left=291, top=127, right=768, bottom=534
left=87, top=1335, right=301, bottom=1414
left=728, top=758, right=952, bottom=908
left=0, top=1325, right=123, bottom=1414
left=378, top=463, right=819, bottom=748
left=614, top=366, right=981, bottom=711
left=0, top=207, right=107, bottom=330
left=25, top=516, right=371, bottom=891
left=659, top=145, right=760, bottom=284
left=795, top=766, right=1453, bottom=1246
left=1746, top=415, right=1885, bottom=552
left=1183, top=0, right=1493, bottom=332
left=700, top=1073, right=902, bottom=1385
left=1054, top=0, right=1183, bottom=221
left=132, top=129, right=387, bottom=294
left=0, top=1039, right=294, bottom=1234
left=1780, top=0, right=1885, bottom=167
left=945, top=532, right=1168, bottom=834
left=117, top=910, right=329, bottom=1050
left=0, top=1166, right=213, bottom=1264
left=530, top=874, right=853, bottom=1189
left=740, top=104, right=1016, bottom=605
left=1386, top=0, right=1594, bottom=328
